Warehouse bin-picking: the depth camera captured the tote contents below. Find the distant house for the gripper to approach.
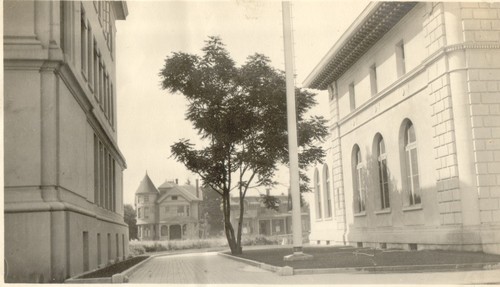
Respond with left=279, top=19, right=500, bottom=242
left=229, top=189, right=310, bottom=238
left=135, top=174, right=202, bottom=241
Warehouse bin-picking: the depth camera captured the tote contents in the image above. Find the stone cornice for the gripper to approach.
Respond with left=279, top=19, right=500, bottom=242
left=304, top=2, right=418, bottom=90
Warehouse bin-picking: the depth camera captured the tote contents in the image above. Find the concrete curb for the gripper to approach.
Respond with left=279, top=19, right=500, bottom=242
left=218, top=252, right=290, bottom=276
left=218, top=252, right=500, bottom=276
left=65, top=255, right=154, bottom=284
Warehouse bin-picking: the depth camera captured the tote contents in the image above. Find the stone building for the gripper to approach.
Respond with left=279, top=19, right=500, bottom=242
left=135, top=174, right=202, bottom=241
left=4, top=0, right=128, bottom=282
left=304, top=2, right=500, bottom=254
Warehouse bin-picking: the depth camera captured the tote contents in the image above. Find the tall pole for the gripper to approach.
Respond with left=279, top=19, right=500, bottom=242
left=282, top=1, right=309, bottom=259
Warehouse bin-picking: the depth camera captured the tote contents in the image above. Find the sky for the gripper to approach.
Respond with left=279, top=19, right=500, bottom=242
left=116, top=0, right=369, bottom=205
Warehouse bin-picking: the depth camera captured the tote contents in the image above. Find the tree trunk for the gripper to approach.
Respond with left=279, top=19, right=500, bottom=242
left=222, top=191, right=242, bottom=254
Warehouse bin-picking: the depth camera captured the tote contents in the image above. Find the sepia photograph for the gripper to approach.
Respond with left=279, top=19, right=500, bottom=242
left=3, top=0, right=500, bottom=284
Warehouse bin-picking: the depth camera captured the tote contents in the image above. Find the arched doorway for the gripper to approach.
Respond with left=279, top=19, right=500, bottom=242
left=169, top=225, right=181, bottom=240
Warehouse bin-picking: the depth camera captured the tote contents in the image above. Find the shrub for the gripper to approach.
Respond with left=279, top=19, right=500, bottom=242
left=129, top=243, right=146, bottom=257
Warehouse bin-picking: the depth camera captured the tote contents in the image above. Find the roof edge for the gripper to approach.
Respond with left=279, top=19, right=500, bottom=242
left=303, top=2, right=381, bottom=89
left=113, top=1, right=128, bottom=20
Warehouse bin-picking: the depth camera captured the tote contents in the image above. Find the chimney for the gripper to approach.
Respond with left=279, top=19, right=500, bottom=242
left=196, top=179, right=200, bottom=198
left=266, top=188, right=270, bottom=196
left=175, top=178, right=178, bottom=184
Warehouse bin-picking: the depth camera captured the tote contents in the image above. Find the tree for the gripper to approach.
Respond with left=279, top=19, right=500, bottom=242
left=200, top=186, right=224, bottom=237
left=124, top=204, right=138, bottom=240
left=160, top=36, right=327, bottom=254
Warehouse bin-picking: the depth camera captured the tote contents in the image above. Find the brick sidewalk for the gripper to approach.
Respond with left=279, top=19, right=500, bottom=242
left=127, top=251, right=500, bottom=284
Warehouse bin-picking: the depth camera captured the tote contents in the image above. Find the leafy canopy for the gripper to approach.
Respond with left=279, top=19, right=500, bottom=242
left=160, top=36, right=327, bottom=194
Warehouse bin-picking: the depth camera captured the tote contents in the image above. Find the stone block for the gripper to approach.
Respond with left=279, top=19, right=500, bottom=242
left=492, top=20, right=500, bottom=30
left=475, top=30, right=500, bottom=42
left=472, top=127, right=492, bottom=139
left=481, top=20, right=493, bottom=30
left=471, top=115, right=484, bottom=128
left=490, top=186, right=500, bottom=197
left=476, top=162, right=489, bottom=174
left=461, top=8, right=473, bottom=19
left=473, top=9, right=497, bottom=19
left=482, top=94, right=500, bottom=104
left=489, top=104, right=500, bottom=114
left=470, top=104, right=490, bottom=116
left=474, top=139, right=486, bottom=151
left=486, top=139, right=500, bottom=150
left=488, top=162, right=500, bottom=174
left=478, top=186, right=491, bottom=198
left=477, top=174, right=497, bottom=186
left=479, top=198, right=499, bottom=210
left=463, top=19, right=481, bottom=30
left=480, top=210, right=493, bottom=223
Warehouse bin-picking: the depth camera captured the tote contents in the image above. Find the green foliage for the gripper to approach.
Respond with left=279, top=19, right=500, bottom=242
left=160, top=36, right=327, bottom=254
left=200, top=187, right=224, bottom=237
left=123, top=204, right=138, bottom=240
left=128, top=243, right=146, bottom=257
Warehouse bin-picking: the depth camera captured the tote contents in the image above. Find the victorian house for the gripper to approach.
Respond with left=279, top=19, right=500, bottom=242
left=305, top=2, right=500, bottom=254
left=135, top=174, right=202, bottom=241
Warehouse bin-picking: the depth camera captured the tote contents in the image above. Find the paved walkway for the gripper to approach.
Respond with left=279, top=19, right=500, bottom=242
left=127, top=251, right=500, bottom=284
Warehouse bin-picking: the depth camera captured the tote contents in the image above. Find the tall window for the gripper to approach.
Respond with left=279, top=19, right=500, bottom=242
left=80, top=6, right=88, bottom=77
left=370, top=64, right=378, bottom=96
left=144, top=207, right=149, bottom=218
left=94, top=43, right=99, bottom=101
left=377, top=136, right=390, bottom=209
left=97, top=233, right=101, bottom=266
left=314, top=168, right=322, bottom=219
left=396, top=41, right=406, bottom=77
left=403, top=120, right=421, bottom=205
left=353, top=145, right=365, bottom=213
left=87, top=23, right=93, bottom=89
left=323, top=164, right=332, bottom=218
left=349, top=83, right=356, bottom=111
left=94, top=136, right=116, bottom=211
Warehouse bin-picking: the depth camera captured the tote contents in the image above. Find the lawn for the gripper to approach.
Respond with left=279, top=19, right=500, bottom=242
left=234, top=246, right=500, bottom=270
left=78, top=256, right=149, bottom=279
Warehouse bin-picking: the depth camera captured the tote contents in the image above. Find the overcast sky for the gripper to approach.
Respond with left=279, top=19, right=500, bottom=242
left=116, top=1, right=369, bottom=205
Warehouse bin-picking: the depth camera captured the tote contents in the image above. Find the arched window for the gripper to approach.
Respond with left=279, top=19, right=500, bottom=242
left=377, top=136, right=390, bottom=209
left=314, top=168, right=322, bottom=219
left=323, top=164, right=332, bottom=218
left=402, top=120, right=421, bottom=205
left=352, top=145, right=365, bottom=213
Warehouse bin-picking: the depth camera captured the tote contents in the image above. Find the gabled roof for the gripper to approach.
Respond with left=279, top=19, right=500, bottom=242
left=156, top=181, right=202, bottom=203
left=304, top=2, right=417, bottom=90
left=135, top=173, right=159, bottom=194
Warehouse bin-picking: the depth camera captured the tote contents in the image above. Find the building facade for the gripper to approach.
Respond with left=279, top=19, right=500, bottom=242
left=230, top=190, right=310, bottom=239
left=135, top=174, right=202, bottom=241
left=305, top=2, right=500, bottom=254
left=4, top=1, right=128, bottom=282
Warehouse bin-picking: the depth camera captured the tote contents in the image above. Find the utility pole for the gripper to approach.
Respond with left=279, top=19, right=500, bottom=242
left=282, top=1, right=312, bottom=261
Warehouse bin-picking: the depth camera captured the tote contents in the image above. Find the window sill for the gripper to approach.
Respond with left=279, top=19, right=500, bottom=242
left=315, top=218, right=324, bottom=222
left=402, top=205, right=422, bottom=212
left=375, top=208, right=391, bottom=215
left=323, top=217, right=333, bottom=221
left=353, top=211, right=366, bottom=217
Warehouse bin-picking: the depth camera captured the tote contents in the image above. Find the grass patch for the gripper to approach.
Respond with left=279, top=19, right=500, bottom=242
left=78, top=256, right=149, bottom=279
left=233, top=246, right=500, bottom=270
